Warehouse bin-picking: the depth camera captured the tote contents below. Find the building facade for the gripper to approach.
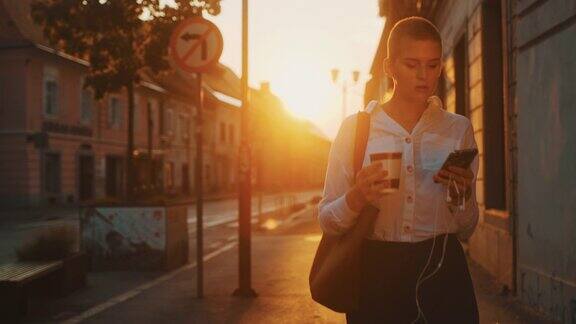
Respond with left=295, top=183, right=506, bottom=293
left=0, top=44, right=198, bottom=206
left=205, top=90, right=240, bottom=193
left=367, top=0, right=576, bottom=322
left=0, top=0, right=207, bottom=206
left=0, top=0, right=330, bottom=210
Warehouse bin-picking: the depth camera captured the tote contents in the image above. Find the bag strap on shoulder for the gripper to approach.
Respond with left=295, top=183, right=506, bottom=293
left=353, top=111, right=371, bottom=182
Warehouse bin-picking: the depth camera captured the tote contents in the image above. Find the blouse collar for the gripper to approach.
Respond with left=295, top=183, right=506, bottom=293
left=371, top=96, right=444, bottom=136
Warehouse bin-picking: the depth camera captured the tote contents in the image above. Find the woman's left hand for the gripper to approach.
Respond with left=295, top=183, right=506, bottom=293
left=433, top=166, right=473, bottom=201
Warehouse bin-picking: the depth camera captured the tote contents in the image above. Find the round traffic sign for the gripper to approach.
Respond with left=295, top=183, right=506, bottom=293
left=169, top=17, right=223, bottom=74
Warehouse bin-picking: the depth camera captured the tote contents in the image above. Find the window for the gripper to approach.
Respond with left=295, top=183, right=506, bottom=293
left=228, top=124, right=234, bottom=144
left=108, top=96, right=123, bottom=128
left=43, top=152, right=61, bottom=194
left=175, top=110, right=180, bottom=139
left=164, top=108, right=174, bottom=135
left=182, top=163, right=190, bottom=193
left=180, top=115, right=189, bottom=139
left=147, top=99, right=156, bottom=135
left=482, top=0, right=506, bottom=210
left=43, top=67, right=59, bottom=116
left=134, top=94, right=140, bottom=131
left=164, top=162, right=174, bottom=188
left=220, top=122, right=226, bottom=143
left=80, top=78, right=93, bottom=123
left=171, top=108, right=175, bottom=134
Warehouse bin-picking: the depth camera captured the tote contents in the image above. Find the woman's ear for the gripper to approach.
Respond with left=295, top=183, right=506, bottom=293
left=383, top=57, right=394, bottom=79
left=435, top=61, right=444, bottom=78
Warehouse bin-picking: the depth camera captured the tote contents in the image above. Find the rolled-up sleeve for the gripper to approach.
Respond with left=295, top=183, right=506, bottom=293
left=455, top=120, right=480, bottom=240
left=317, top=115, right=361, bottom=235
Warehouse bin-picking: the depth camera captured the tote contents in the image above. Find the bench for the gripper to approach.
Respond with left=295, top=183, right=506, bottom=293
left=0, top=261, right=63, bottom=321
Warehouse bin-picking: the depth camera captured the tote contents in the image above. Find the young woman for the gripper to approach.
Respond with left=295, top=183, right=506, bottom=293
left=318, top=17, right=480, bottom=323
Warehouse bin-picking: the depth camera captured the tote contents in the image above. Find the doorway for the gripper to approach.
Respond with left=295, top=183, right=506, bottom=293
left=78, top=154, right=95, bottom=201
left=106, top=156, right=124, bottom=198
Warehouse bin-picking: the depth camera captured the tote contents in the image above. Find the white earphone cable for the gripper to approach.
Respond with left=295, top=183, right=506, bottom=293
left=411, top=175, right=463, bottom=324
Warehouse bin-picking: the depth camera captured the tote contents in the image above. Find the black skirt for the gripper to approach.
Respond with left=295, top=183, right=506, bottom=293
left=346, top=233, right=479, bottom=324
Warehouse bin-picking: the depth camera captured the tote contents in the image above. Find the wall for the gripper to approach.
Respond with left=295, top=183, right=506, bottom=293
left=0, top=49, right=30, bottom=205
left=515, top=0, right=576, bottom=321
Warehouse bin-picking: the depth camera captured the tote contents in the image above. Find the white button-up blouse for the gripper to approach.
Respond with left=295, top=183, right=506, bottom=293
left=317, top=97, right=479, bottom=242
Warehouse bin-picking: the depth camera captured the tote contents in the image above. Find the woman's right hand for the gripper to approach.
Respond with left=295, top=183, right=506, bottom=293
left=346, top=162, right=389, bottom=212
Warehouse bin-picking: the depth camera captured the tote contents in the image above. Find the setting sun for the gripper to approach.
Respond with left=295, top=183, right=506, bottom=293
left=208, top=0, right=383, bottom=139
left=266, top=61, right=332, bottom=119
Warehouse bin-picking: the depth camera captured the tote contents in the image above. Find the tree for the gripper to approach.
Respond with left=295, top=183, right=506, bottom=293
left=31, top=0, right=221, bottom=200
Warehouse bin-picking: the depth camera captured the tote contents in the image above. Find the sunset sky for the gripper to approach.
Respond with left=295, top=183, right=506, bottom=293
left=203, top=0, right=385, bottom=139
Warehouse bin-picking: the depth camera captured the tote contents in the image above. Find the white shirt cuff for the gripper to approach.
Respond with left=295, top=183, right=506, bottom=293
left=318, top=194, right=361, bottom=235
left=330, top=194, right=361, bottom=232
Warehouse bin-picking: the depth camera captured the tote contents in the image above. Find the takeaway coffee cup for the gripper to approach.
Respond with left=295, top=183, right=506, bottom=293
left=369, top=152, right=402, bottom=193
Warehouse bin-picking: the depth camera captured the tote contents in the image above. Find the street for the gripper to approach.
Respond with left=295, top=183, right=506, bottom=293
left=186, top=190, right=321, bottom=228
left=0, top=190, right=321, bottom=265
left=16, top=200, right=556, bottom=324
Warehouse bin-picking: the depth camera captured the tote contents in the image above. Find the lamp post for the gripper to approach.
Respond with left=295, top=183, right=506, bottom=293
left=331, top=69, right=360, bottom=123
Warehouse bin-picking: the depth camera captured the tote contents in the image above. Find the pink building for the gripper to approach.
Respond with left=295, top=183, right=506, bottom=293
left=0, top=1, right=203, bottom=207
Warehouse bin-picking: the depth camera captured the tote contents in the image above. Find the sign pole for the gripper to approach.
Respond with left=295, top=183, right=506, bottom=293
left=168, top=14, right=223, bottom=300
left=233, top=0, right=257, bottom=298
left=195, top=72, right=204, bottom=298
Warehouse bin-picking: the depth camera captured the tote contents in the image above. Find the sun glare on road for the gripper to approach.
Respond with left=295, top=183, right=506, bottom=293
left=261, top=219, right=279, bottom=230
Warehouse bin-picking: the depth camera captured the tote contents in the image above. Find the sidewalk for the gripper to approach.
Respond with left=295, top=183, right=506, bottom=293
left=56, top=208, right=343, bottom=324
left=50, top=208, right=556, bottom=324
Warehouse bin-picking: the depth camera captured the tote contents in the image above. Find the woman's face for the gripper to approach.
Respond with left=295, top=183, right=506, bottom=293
left=385, top=38, right=443, bottom=103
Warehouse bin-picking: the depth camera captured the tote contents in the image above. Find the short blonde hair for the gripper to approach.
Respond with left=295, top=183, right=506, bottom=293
left=387, top=16, right=442, bottom=59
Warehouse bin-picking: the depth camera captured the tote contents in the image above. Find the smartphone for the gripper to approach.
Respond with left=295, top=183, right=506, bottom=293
left=440, top=148, right=478, bottom=171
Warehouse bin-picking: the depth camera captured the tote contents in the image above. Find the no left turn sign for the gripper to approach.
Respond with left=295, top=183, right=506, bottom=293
left=169, top=17, right=223, bottom=74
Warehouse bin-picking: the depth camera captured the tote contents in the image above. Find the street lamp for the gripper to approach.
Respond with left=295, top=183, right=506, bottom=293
left=331, top=69, right=361, bottom=123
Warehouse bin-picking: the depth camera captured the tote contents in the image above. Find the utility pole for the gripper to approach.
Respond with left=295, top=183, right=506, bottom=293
left=233, top=0, right=257, bottom=298
left=195, top=73, right=204, bottom=298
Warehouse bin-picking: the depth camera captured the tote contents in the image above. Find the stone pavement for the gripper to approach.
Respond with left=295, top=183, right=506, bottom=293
left=43, top=207, right=557, bottom=324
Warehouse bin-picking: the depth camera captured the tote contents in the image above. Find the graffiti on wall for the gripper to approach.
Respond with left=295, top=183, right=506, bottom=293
left=81, top=207, right=166, bottom=270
